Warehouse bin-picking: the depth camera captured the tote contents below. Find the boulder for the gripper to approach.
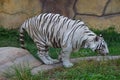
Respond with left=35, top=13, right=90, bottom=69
left=0, top=47, right=42, bottom=75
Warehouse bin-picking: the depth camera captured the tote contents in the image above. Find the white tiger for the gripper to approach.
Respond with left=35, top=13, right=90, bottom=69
left=19, top=13, right=109, bottom=68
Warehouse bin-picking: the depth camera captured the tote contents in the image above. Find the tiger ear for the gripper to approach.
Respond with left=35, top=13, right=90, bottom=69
left=94, top=36, right=99, bottom=41
left=99, top=34, right=102, bottom=37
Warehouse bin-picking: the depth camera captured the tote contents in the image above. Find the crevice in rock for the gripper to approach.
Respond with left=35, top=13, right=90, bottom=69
left=76, top=13, right=102, bottom=17
left=104, top=12, right=120, bottom=16
left=102, top=0, right=111, bottom=16
left=73, top=0, right=77, bottom=19
left=75, top=12, right=120, bottom=18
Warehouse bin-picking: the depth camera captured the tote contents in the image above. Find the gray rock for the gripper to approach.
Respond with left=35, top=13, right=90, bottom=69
left=0, top=47, right=42, bottom=75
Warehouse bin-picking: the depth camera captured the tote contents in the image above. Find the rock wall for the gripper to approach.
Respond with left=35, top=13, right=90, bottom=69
left=0, top=0, right=120, bottom=32
left=75, top=0, right=120, bottom=32
left=0, top=0, right=41, bottom=28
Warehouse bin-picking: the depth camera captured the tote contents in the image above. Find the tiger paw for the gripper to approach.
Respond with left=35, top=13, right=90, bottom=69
left=38, top=56, right=54, bottom=65
left=63, top=61, right=73, bottom=68
left=45, top=56, right=59, bottom=64
left=43, top=60, right=54, bottom=65
left=52, top=59, right=59, bottom=64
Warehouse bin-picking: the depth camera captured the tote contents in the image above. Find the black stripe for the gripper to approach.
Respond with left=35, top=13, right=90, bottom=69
left=84, top=31, right=91, bottom=33
left=38, top=14, right=43, bottom=26
left=21, top=46, right=25, bottom=49
left=58, top=39, right=61, bottom=47
left=45, top=16, right=53, bottom=34
left=71, top=25, right=81, bottom=43
left=71, top=20, right=77, bottom=27
left=40, top=15, right=49, bottom=36
left=66, top=20, right=71, bottom=29
left=78, top=24, right=85, bottom=28
left=76, top=20, right=81, bottom=23
left=43, top=13, right=49, bottom=19
left=60, top=19, right=67, bottom=29
left=99, top=42, right=103, bottom=49
left=52, top=15, right=58, bottom=21
left=88, top=34, right=95, bottom=36
left=39, top=49, right=48, bottom=52
left=53, top=37, right=58, bottom=48
left=56, top=15, right=61, bottom=22
left=27, top=19, right=32, bottom=36
left=76, top=40, right=78, bottom=49
left=50, top=31, right=54, bottom=46
left=56, top=17, right=67, bottom=36
left=20, top=41, right=24, bottom=44
left=65, top=24, right=80, bottom=43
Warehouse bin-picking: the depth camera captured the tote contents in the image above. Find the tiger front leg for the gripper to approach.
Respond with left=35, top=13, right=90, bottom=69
left=37, top=51, right=59, bottom=64
left=36, top=41, right=59, bottom=64
left=45, top=52, right=59, bottom=63
left=60, top=47, right=73, bottom=68
left=37, top=51, right=53, bottom=64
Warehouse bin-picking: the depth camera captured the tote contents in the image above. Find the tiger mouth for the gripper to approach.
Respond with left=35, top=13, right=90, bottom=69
left=95, top=50, right=108, bottom=56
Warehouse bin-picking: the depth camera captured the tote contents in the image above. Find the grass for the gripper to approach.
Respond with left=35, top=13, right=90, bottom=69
left=3, top=59, right=120, bottom=80
left=43, top=59, right=120, bottom=80
left=0, top=27, right=120, bottom=80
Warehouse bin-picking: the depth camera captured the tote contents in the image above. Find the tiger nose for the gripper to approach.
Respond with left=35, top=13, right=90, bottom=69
left=106, top=53, right=108, bottom=55
left=102, top=53, right=108, bottom=56
left=104, top=53, right=108, bottom=56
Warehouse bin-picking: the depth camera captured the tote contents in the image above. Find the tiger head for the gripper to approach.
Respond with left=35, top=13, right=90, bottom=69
left=84, top=34, right=109, bottom=56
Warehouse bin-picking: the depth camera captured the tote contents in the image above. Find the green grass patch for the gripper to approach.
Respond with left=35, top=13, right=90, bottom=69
left=0, top=27, right=19, bottom=47
left=43, top=59, right=120, bottom=80
left=4, top=59, right=120, bottom=80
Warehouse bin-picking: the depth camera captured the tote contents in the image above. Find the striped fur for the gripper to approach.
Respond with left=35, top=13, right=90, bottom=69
left=19, top=13, right=109, bottom=67
left=19, top=28, right=25, bottom=49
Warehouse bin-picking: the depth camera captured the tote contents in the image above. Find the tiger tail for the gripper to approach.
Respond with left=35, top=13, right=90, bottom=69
left=19, top=26, right=25, bottom=49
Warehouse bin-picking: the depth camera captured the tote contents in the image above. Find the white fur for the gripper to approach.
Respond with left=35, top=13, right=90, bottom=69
left=20, top=13, right=109, bottom=68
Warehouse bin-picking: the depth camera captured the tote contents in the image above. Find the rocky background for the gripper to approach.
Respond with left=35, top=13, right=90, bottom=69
left=0, top=0, right=120, bottom=32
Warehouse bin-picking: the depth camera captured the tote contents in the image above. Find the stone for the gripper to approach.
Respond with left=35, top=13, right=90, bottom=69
left=75, top=14, right=120, bottom=32
left=0, top=77, right=7, bottom=80
left=0, top=47, right=42, bottom=75
left=105, top=0, right=120, bottom=14
left=0, top=0, right=41, bottom=29
left=75, top=0, right=108, bottom=16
